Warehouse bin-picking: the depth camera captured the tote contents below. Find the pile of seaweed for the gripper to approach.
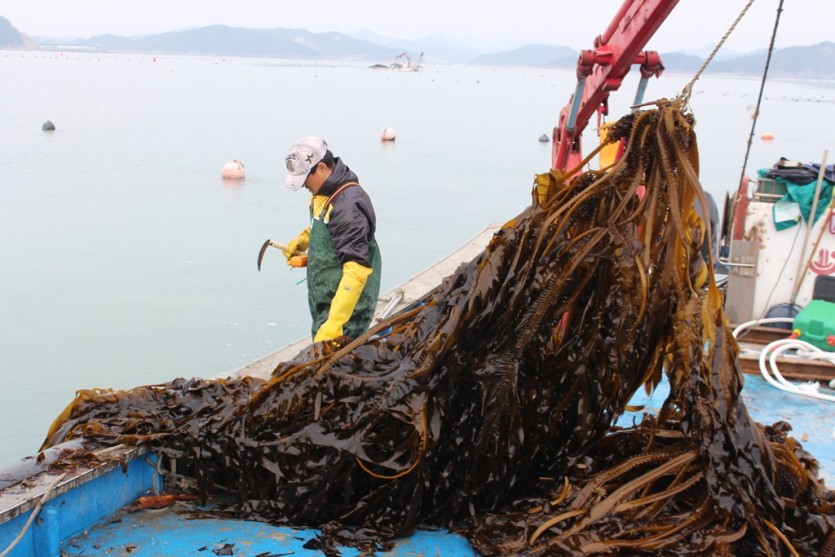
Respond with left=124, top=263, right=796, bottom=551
left=43, top=101, right=834, bottom=555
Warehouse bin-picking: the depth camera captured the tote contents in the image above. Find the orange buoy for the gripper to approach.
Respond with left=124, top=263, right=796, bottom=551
left=221, top=160, right=246, bottom=179
left=761, top=132, right=774, bottom=141
left=380, top=127, right=396, bottom=141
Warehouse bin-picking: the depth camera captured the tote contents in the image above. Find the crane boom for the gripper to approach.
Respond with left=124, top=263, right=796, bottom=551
left=552, top=0, right=679, bottom=171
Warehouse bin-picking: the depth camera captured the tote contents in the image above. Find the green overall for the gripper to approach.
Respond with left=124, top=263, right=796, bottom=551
left=307, top=190, right=382, bottom=340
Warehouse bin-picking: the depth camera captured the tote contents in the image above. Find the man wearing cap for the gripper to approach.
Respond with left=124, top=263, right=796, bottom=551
left=283, top=137, right=382, bottom=343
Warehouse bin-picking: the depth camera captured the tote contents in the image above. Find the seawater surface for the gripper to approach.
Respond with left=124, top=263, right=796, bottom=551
left=1, top=50, right=834, bottom=466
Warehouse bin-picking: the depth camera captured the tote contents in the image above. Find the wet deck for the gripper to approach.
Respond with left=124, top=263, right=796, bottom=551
left=62, top=512, right=474, bottom=556
left=54, top=374, right=834, bottom=557
left=619, top=373, right=835, bottom=486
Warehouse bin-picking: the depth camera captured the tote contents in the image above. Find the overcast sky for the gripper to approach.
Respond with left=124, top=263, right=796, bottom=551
left=2, top=1, right=826, bottom=54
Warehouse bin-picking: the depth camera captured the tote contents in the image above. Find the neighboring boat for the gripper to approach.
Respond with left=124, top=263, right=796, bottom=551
left=723, top=162, right=835, bottom=326
left=369, top=51, right=423, bottom=72
left=719, top=161, right=835, bottom=388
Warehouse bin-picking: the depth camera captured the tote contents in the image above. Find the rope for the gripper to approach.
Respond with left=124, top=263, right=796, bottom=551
left=737, top=0, right=785, bottom=189
left=678, top=0, right=758, bottom=103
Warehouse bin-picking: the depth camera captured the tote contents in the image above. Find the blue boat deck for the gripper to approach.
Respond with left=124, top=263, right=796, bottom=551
left=63, top=512, right=474, bottom=556
left=3, top=374, right=832, bottom=557
left=618, top=373, right=835, bottom=486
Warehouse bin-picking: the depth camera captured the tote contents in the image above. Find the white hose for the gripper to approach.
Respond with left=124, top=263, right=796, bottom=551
left=733, top=317, right=835, bottom=402
left=760, top=338, right=835, bottom=402
left=731, top=317, right=794, bottom=338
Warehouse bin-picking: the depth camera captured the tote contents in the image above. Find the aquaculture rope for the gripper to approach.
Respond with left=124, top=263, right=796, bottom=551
left=679, top=0, right=758, bottom=103
left=737, top=0, right=785, bottom=189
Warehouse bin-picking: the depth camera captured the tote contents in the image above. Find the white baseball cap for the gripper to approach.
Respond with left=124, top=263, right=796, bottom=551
left=284, top=136, right=328, bottom=191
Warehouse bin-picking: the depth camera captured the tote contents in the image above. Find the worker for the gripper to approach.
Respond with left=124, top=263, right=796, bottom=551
left=282, top=137, right=382, bottom=342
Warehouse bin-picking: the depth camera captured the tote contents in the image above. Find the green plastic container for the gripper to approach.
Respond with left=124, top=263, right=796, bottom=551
left=793, top=299, right=835, bottom=352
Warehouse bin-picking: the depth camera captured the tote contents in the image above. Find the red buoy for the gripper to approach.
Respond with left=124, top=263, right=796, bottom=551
left=221, top=160, right=246, bottom=179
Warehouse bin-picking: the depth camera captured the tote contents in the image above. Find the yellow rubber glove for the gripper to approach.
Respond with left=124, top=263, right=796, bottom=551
left=314, top=261, right=373, bottom=342
left=534, top=171, right=562, bottom=208
left=283, top=227, right=310, bottom=264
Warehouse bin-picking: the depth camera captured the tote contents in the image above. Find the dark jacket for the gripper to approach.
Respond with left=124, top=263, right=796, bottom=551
left=314, top=158, right=377, bottom=267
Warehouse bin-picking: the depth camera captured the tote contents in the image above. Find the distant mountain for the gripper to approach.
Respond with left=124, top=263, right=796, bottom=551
left=467, top=45, right=704, bottom=75
left=0, top=16, right=36, bottom=49
left=71, top=25, right=402, bottom=60
left=3, top=16, right=835, bottom=78
left=470, top=44, right=577, bottom=67
left=468, top=45, right=705, bottom=75
left=675, top=45, right=753, bottom=61
left=707, top=42, right=835, bottom=78
left=349, top=30, right=475, bottom=64
left=467, top=42, right=835, bottom=78
left=657, top=52, right=705, bottom=74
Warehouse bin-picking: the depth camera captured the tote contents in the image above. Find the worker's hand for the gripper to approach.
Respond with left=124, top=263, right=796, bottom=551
left=313, top=262, right=373, bottom=342
left=288, top=254, right=308, bottom=268
left=314, top=320, right=343, bottom=343
left=284, top=227, right=310, bottom=264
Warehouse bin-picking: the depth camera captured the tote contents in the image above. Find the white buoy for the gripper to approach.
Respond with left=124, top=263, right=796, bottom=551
left=221, top=160, right=246, bottom=179
left=380, top=127, right=396, bottom=141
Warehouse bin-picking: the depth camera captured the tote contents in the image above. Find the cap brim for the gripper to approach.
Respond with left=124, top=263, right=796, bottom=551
left=284, top=173, right=306, bottom=192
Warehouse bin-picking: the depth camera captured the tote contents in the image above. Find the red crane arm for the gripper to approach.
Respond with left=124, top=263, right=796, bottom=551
left=552, top=0, right=679, bottom=172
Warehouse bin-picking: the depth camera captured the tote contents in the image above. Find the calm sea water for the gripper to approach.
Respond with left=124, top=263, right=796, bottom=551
left=2, top=51, right=834, bottom=467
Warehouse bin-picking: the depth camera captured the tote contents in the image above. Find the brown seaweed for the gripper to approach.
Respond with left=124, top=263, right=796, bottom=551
left=42, top=100, right=835, bottom=555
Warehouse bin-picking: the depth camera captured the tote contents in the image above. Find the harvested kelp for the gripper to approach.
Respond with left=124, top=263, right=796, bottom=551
left=43, top=100, right=834, bottom=555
